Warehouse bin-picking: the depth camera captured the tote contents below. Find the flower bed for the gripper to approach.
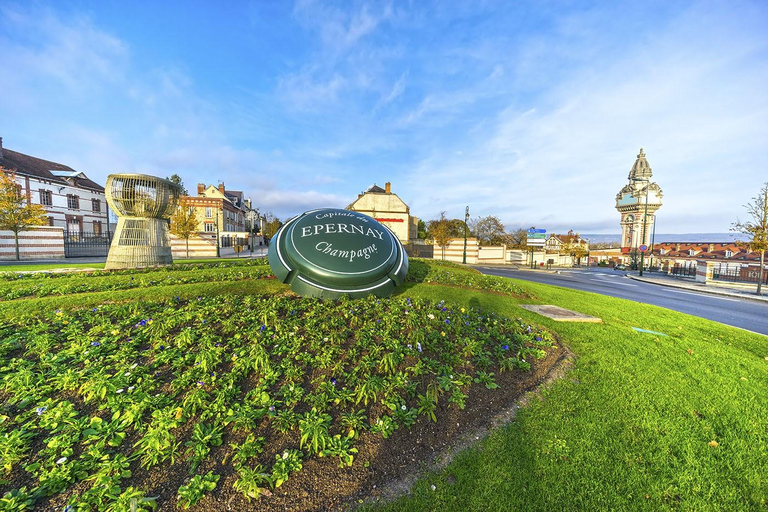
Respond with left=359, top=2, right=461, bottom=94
left=0, top=291, right=553, bottom=510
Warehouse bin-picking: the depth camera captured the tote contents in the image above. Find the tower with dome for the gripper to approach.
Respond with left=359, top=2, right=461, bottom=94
left=615, top=149, right=663, bottom=253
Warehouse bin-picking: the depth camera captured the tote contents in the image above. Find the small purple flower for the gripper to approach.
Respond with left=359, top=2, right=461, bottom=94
left=197, top=381, right=204, bottom=387
left=535, top=336, right=542, bottom=341
left=442, top=307, right=447, bottom=312
left=137, top=319, right=147, bottom=326
left=36, top=406, right=47, bottom=415
left=330, top=377, right=337, bottom=386
left=90, top=341, right=101, bottom=347
left=91, top=308, right=98, bottom=312
left=269, top=405, right=275, bottom=412
left=159, top=345, right=165, bottom=350
left=215, top=343, right=221, bottom=347
left=260, top=325, right=266, bottom=331
left=444, top=319, right=450, bottom=324
left=501, top=344, right=509, bottom=351
left=416, top=342, right=422, bottom=353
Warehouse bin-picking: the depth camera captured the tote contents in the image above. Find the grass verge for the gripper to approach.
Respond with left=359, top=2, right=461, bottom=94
left=378, top=276, right=768, bottom=511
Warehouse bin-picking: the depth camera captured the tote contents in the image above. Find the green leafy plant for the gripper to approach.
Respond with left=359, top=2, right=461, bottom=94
left=177, top=471, right=219, bottom=509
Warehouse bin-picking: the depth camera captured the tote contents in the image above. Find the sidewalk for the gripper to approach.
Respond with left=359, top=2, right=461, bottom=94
left=627, top=272, right=768, bottom=303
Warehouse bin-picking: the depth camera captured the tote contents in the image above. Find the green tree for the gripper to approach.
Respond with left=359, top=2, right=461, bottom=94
left=263, top=212, right=283, bottom=241
left=166, top=174, right=188, bottom=195
left=417, top=219, right=428, bottom=239
left=732, top=181, right=768, bottom=295
left=0, top=168, right=49, bottom=261
left=170, top=205, right=200, bottom=258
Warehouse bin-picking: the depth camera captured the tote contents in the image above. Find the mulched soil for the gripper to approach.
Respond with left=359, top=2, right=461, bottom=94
left=186, top=344, right=567, bottom=511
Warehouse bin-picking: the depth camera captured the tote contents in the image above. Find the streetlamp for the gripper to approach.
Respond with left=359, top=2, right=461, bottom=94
left=215, top=208, right=221, bottom=258
left=462, top=206, right=469, bottom=264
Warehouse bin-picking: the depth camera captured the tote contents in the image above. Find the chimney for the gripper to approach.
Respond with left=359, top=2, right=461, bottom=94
left=708, top=243, right=714, bottom=253
left=385, top=182, right=391, bottom=193
left=197, top=183, right=205, bottom=195
left=218, top=183, right=225, bottom=194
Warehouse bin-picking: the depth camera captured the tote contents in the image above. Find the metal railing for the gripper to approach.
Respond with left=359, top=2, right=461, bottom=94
left=712, top=265, right=768, bottom=284
left=669, top=264, right=697, bottom=278
left=64, top=231, right=113, bottom=258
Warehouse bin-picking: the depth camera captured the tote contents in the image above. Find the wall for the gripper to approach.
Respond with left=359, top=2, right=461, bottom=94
left=0, top=226, right=65, bottom=260
left=433, top=238, right=479, bottom=263
left=477, top=245, right=506, bottom=264
left=170, top=232, right=218, bottom=258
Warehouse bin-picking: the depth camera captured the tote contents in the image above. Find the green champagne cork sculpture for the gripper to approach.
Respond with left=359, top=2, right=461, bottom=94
left=268, top=208, right=408, bottom=299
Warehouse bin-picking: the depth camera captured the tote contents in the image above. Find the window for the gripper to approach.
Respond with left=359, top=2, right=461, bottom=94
left=67, top=194, right=80, bottom=209
left=659, top=248, right=666, bottom=255
left=93, top=221, right=102, bottom=235
left=39, top=189, right=52, bottom=206
left=725, top=250, right=733, bottom=258
left=67, top=218, right=81, bottom=233
left=92, top=199, right=101, bottom=212
left=205, top=207, right=213, bottom=218
left=204, top=223, right=216, bottom=232
left=688, top=249, right=696, bottom=256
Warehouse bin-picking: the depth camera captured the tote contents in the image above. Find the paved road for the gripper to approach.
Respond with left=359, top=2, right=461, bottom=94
left=474, top=266, right=768, bottom=336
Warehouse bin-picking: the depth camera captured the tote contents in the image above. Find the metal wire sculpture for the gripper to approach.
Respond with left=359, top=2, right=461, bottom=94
left=105, top=174, right=182, bottom=269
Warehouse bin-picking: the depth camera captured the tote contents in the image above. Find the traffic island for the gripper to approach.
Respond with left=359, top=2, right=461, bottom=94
left=520, top=304, right=602, bottom=322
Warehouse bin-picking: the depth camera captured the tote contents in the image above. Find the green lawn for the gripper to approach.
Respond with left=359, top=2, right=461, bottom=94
left=381, top=275, right=768, bottom=511
left=0, top=259, right=765, bottom=511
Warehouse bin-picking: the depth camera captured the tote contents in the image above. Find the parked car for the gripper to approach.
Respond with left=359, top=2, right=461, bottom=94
left=614, top=264, right=627, bottom=271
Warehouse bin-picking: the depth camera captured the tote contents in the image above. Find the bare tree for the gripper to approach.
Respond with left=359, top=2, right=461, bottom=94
left=470, top=215, right=506, bottom=246
left=505, top=228, right=529, bottom=249
left=732, top=181, right=768, bottom=295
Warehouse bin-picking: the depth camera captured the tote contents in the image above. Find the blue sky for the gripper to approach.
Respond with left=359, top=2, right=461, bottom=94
left=1, top=0, right=766, bottom=234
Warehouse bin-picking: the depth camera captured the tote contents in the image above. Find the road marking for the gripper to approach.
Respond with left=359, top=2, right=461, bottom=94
left=668, top=290, right=740, bottom=302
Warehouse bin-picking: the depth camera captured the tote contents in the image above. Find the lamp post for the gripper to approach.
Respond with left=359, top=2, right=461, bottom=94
left=463, top=206, right=469, bottom=264
left=215, top=208, right=221, bottom=258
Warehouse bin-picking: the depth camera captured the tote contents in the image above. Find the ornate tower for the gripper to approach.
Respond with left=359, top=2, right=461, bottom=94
left=615, top=148, right=663, bottom=253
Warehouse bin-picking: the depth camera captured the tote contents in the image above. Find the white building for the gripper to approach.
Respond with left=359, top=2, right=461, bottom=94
left=0, top=137, right=109, bottom=235
left=347, top=182, right=419, bottom=243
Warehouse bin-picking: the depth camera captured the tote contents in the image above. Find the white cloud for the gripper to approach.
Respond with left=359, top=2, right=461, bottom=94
left=259, top=189, right=347, bottom=216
